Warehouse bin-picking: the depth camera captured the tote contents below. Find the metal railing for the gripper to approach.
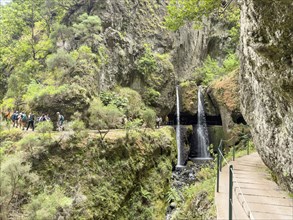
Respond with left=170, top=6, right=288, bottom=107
left=216, top=139, right=254, bottom=220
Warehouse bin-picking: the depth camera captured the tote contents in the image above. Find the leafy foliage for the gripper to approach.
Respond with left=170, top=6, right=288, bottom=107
left=23, top=187, right=72, bottom=220
left=46, top=49, right=76, bottom=70
left=141, top=107, right=156, bottom=129
left=115, top=87, right=144, bottom=118
left=137, top=45, right=158, bottom=76
left=165, top=0, right=222, bottom=30
left=144, top=88, right=161, bottom=106
left=166, top=187, right=182, bottom=204
left=72, top=13, right=102, bottom=51
left=100, top=91, right=128, bottom=110
left=0, top=152, right=39, bottom=219
left=35, top=121, right=54, bottom=134
left=88, top=98, right=123, bottom=139
left=194, top=53, right=239, bottom=85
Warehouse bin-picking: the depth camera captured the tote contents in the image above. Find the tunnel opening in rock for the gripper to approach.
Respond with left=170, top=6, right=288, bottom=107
left=231, top=112, right=247, bottom=125
left=167, top=112, right=222, bottom=126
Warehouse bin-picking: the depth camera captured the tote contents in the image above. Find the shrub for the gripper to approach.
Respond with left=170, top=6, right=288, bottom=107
left=0, top=128, right=23, bottom=142
left=24, top=187, right=72, bottom=220
left=17, top=132, right=53, bottom=159
left=23, top=81, right=68, bottom=104
left=144, top=88, right=161, bottom=106
left=0, top=97, right=15, bottom=110
left=100, top=91, right=128, bottom=110
left=0, top=152, right=39, bottom=218
left=141, top=108, right=156, bottom=129
left=137, top=45, right=158, bottom=76
left=197, top=53, right=239, bottom=85
left=46, top=49, right=76, bottom=70
left=116, top=87, right=144, bottom=118
left=35, top=121, right=54, bottom=134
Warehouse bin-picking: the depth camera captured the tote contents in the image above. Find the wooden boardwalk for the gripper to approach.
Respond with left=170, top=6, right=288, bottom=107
left=215, top=152, right=293, bottom=220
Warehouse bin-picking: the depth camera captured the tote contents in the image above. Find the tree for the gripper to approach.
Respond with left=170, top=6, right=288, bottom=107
left=89, top=98, right=123, bottom=141
left=164, top=0, right=222, bottom=30
left=72, top=13, right=102, bottom=51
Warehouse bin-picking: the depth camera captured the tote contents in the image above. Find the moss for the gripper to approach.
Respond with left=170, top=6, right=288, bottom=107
left=29, top=127, right=176, bottom=219
left=180, top=81, right=198, bottom=114
left=208, top=126, right=224, bottom=151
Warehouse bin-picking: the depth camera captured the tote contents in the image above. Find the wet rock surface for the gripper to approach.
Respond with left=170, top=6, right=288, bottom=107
left=166, top=160, right=213, bottom=219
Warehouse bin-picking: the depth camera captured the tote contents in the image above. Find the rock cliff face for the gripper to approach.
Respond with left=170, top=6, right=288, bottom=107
left=240, top=0, right=293, bottom=191
left=82, top=0, right=211, bottom=114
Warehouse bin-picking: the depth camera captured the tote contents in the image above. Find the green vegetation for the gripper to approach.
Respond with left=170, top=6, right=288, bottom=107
left=23, top=187, right=72, bottom=220
left=172, top=166, right=216, bottom=219
left=141, top=107, right=156, bottom=129
left=0, top=0, right=101, bottom=115
left=89, top=98, right=123, bottom=140
left=193, top=53, right=239, bottom=85
left=0, top=124, right=176, bottom=219
left=137, top=45, right=158, bottom=76
left=0, top=151, right=39, bottom=219
left=164, top=0, right=222, bottom=30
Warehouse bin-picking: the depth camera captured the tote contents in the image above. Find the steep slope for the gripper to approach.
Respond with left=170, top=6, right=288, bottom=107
left=240, top=0, right=293, bottom=191
left=0, top=0, right=213, bottom=117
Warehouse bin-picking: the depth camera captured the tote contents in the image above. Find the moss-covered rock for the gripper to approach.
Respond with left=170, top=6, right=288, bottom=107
left=180, top=81, right=198, bottom=115
left=208, top=126, right=224, bottom=151
left=29, top=84, right=90, bottom=124
left=208, top=71, right=249, bottom=146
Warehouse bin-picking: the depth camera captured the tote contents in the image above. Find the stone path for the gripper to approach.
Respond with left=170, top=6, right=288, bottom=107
left=215, top=152, right=293, bottom=220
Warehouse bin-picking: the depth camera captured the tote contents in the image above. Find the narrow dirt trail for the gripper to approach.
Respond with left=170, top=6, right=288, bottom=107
left=215, top=152, right=293, bottom=220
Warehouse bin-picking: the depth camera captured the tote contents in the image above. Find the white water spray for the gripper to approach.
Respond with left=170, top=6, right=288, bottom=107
left=195, top=86, right=211, bottom=159
left=176, top=86, right=184, bottom=167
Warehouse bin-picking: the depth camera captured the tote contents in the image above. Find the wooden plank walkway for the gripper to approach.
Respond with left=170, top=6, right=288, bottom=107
left=215, top=152, right=293, bottom=220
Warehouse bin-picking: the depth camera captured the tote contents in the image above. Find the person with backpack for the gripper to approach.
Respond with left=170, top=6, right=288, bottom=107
left=56, top=112, right=64, bottom=131
left=26, top=113, right=35, bottom=131
left=38, top=114, right=47, bottom=122
left=20, top=112, right=27, bottom=130
left=12, top=111, right=19, bottom=128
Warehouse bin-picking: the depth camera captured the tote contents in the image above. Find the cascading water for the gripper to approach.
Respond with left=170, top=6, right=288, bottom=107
left=176, top=86, right=185, bottom=168
left=190, top=86, right=211, bottom=160
left=196, top=86, right=211, bottom=159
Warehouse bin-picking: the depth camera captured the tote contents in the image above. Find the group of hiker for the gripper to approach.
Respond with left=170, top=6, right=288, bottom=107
left=1, top=110, right=64, bottom=131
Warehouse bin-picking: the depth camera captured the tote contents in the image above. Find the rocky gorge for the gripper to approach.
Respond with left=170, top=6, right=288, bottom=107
left=0, top=0, right=293, bottom=219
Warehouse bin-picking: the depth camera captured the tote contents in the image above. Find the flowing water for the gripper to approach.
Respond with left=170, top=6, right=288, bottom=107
left=195, top=86, right=211, bottom=159
left=176, top=86, right=184, bottom=167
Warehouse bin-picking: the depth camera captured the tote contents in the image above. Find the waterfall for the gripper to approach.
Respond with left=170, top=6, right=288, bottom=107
left=195, top=86, right=211, bottom=159
left=176, top=86, right=184, bottom=167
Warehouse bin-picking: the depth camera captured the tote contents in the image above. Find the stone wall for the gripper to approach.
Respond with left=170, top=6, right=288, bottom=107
left=240, top=0, right=293, bottom=191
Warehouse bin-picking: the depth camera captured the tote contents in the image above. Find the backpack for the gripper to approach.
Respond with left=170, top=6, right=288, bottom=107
left=60, top=115, right=64, bottom=121
left=22, top=114, right=27, bottom=122
left=13, top=113, right=18, bottom=120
